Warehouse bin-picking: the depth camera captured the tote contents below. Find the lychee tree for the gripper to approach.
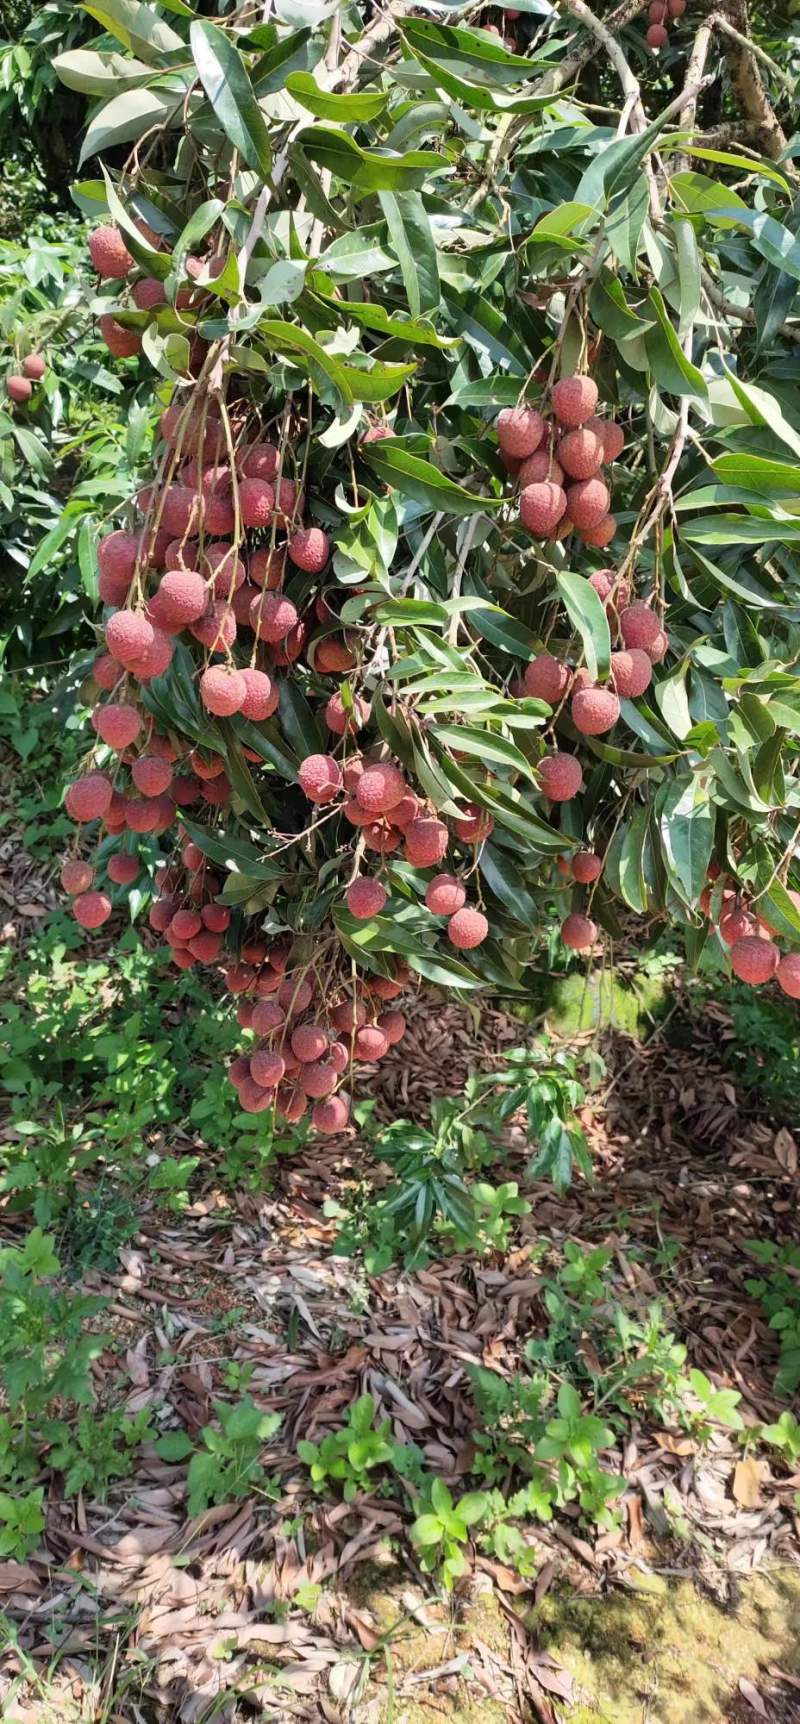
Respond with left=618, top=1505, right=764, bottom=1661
left=46, top=0, right=800, bottom=1130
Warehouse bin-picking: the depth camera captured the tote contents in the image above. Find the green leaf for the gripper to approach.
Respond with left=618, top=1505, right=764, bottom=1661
left=190, top=19, right=272, bottom=178
left=645, top=287, right=707, bottom=399
left=156, top=1430, right=194, bottom=1462
left=479, top=843, right=540, bottom=923
left=78, top=87, right=181, bottom=165
left=431, top=724, right=540, bottom=785
left=317, top=227, right=397, bottom=282
left=285, top=72, right=386, bottom=122
left=79, top=0, right=185, bottom=62
left=759, top=879, right=800, bottom=942
left=363, top=441, right=500, bottom=517
left=179, top=819, right=283, bottom=879
left=707, top=203, right=800, bottom=282
left=298, top=127, right=443, bottom=196
left=657, top=777, right=713, bottom=905
left=555, top=570, right=611, bottom=682
left=378, top=190, right=439, bottom=318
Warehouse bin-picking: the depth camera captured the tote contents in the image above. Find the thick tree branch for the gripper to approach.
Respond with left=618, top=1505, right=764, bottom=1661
left=711, top=0, right=792, bottom=164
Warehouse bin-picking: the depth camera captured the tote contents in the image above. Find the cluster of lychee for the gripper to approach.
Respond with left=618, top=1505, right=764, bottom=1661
left=646, top=0, right=685, bottom=52
left=5, top=352, right=47, bottom=406
left=700, top=865, right=800, bottom=999
left=498, top=374, right=623, bottom=551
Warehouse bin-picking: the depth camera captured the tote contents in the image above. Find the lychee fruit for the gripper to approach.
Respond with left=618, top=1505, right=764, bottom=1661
left=99, top=315, right=141, bottom=359
left=580, top=515, right=617, bottom=548
left=106, top=609, right=154, bottom=668
left=332, top=998, right=366, bottom=1035
left=278, top=976, right=314, bottom=1014
left=251, top=1000, right=284, bottom=1037
left=199, top=665, right=247, bottom=716
left=201, top=903, right=230, bottom=934
left=589, top=418, right=625, bottom=463
left=288, top=527, right=330, bottom=574
left=238, top=1078, right=274, bottom=1114
left=93, top=653, right=120, bottom=692
left=238, top=477, right=273, bottom=529
left=61, top=858, right=94, bottom=894
left=132, top=756, right=172, bottom=796
left=378, top=1010, right=406, bottom=1045
left=388, top=792, right=420, bottom=830
left=191, top=602, right=236, bottom=651
left=519, top=449, right=564, bottom=488
left=448, top=907, right=488, bottom=949
left=290, top=1024, right=328, bottom=1064
left=23, top=354, right=46, bottom=381
left=73, top=890, right=112, bottom=929
left=65, top=772, right=113, bottom=823
left=588, top=570, right=614, bottom=602
left=620, top=602, right=661, bottom=650
left=154, top=568, right=208, bottom=628
left=520, top=481, right=567, bottom=537
left=249, top=546, right=285, bottom=590
left=719, top=905, right=757, bottom=945
left=561, top=912, right=597, bottom=950
left=730, top=935, right=779, bottom=984
left=558, top=428, right=604, bottom=480
left=611, top=649, right=652, bottom=699
left=356, top=762, right=406, bottom=815
left=454, top=805, right=494, bottom=844
left=315, top=636, right=356, bottom=674
left=127, top=627, right=174, bottom=682
left=238, top=667, right=274, bottom=721
left=572, top=686, right=620, bottom=735
left=239, top=442, right=280, bottom=483
left=777, top=952, right=800, bottom=999
left=572, top=851, right=603, bottom=884
left=325, top=692, right=370, bottom=735
left=426, top=874, right=466, bottom=915
left=6, top=375, right=32, bottom=403
left=89, top=225, right=133, bottom=279
left=355, top=1024, right=389, bottom=1061
left=311, top=1094, right=350, bottom=1133
left=668, top=0, right=685, bottom=13
left=646, top=22, right=668, bottom=46
left=107, top=853, right=140, bottom=885
left=249, top=590, right=298, bottom=644
left=94, top=703, right=141, bottom=749
left=496, top=406, right=544, bottom=458
left=205, top=544, right=245, bottom=598
left=646, top=630, right=669, bottom=663
left=565, top=477, right=610, bottom=531
left=250, top=1049, right=285, bottom=1089
left=523, top=654, right=571, bottom=704
left=405, top=818, right=448, bottom=867
left=272, top=478, right=303, bottom=528
left=649, top=0, right=666, bottom=16
left=538, top=752, right=583, bottom=802
left=298, top=754, right=342, bottom=804
left=347, top=877, right=387, bottom=919
left=552, top=374, right=599, bottom=427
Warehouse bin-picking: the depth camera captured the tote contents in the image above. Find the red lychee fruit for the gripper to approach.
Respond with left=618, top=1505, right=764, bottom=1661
left=238, top=668, right=274, bottom=721
left=99, top=315, right=141, bottom=359
left=552, top=374, right=598, bottom=427
left=347, top=876, right=386, bottom=920
left=388, top=791, right=420, bottom=830
left=538, top=752, right=583, bottom=802
left=125, top=796, right=160, bottom=832
left=6, top=375, right=32, bottom=403
left=355, top=1024, right=389, bottom=1061
left=298, top=753, right=343, bottom=804
left=201, top=903, right=229, bottom=934
left=448, top=906, right=488, bottom=949
left=155, top=569, right=208, bottom=628
left=646, top=22, right=668, bottom=46
left=730, top=935, right=779, bottom=984
left=161, top=484, right=201, bottom=537
left=332, top=998, right=366, bottom=1035
left=127, top=627, right=174, bottom=682
left=132, top=756, right=172, bottom=796
left=620, top=602, right=661, bottom=650
left=297, top=1058, right=336, bottom=1097
left=572, top=686, right=620, bottom=735
left=586, top=417, right=625, bottom=463
left=565, top=477, right=610, bottom=531
left=496, top=406, right=545, bottom=458
left=191, top=602, right=236, bottom=651
left=164, top=539, right=198, bottom=572
left=611, top=649, right=652, bottom=699
left=362, top=423, right=392, bottom=444
left=239, top=442, right=281, bottom=483
left=520, top=481, right=567, bottom=537
left=23, top=354, right=46, bottom=381
left=519, top=449, right=564, bottom=488
left=356, top=762, right=406, bottom=815
left=454, top=805, right=494, bottom=844
left=251, top=1001, right=284, bottom=1038
left=288, top=527, right=330, bottom=574
left=61, top=858, right=94, bottom=894
left=668, top=0, right=685, bottom=13
left=580, top=514, right=617, bottom=548
left=65, top=772, right=113, bottom=823
left=315, top=636, right=356, bottom=674
left=369, top=974, right=404, bottom=1001
left=250, top=1050, right=285, bottom=1089
left=98, top=529, right=141, bottom=600
left=426, top=874, right=466, bottom=916
left=238, top=1078, right=274, bottom=1114
left=232, top=583, right=258, bottom=628
left=405, top=817, right=448, bottom=867
left=132, top=277, right=166, bottom=311
left=94, top=703, right=141, bottom=749
left=777, top=952, right=800, bottom=999
left=558, top=428, right=604, bottom=480
left=328, top=1040, right=349, bottom=1073
left=523, top=654, right=571, bottom=704
left=290, top=1024, right=327, bottom=1064
left=646, top=629, right=669, bottom=663
left=89, top=225, right=133, bottom=279
left=378, top=1010, right=406, bottom=1045
left=73, top=890, right=112, bottom=929
left=249, top=546, right=285, bottom=591
left=249, top=591, right=298, bottom=644
left=107, top=852, right=140, bottom=885
left=719, top=905, right=757, bottom=945
left=239, top=477, right=274, bottom=529
left=649, top=0, right=666, bottom=16
left=588, top=569, right=614, bottom=602
left=561, top=912, right=597, bottom=950
left=325, top=692, right=370, bottom=735
left=189, top=930, right=222, bottom=963
left=93, top=653, right=119, bottom=692
left=273, top=478, right=303, bottom=528
left=199, top=665, right=247, bottom=716
left=278, top=976, right=314, bottom=1014
left=106, top=609, right=154, bottom=668
left=311, top=1094, right=350, bottom=1132
left=572, top=851, right=603, bottom=884
left=205, top=544, right=245, bottom=599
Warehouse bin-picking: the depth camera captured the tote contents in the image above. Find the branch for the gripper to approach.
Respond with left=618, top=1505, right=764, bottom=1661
left=709, top=0, right=794, bottom=167
left=674, top=21, right=714, bottom=176
left=701, top=269, right=800, bottom=344
left=709, top=10, right=794, bottom=94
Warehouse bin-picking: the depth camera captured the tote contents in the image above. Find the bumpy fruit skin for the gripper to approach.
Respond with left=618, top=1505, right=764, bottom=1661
left=107, top=852, right=140, bottom=885
left=23, top=354, right=46, bottom=381
left=127, top=627, right=174, bottom=682
left=405, top=817, right=448, bottom=867
left=250, top=1050, right=285, bottom=1089
left=298, top=753, right=342, bottom=804
left=94, top=703, right=141, bottom=749
left=89, top=224, right=133, bottom=279
left=591, top=419, right=625, bottom=462
left=580, top=514, right=617, bottom=548
left=646, top=629, right=669, bottom=663
left=311, top=1094, right=350, bottom=1133
left=646, top=22, right=668, bottom=46
left=132, top=756, right=172, bottom=796
left=520, top=481, right=567, bottom=537
left=325, top=691, right=370, bottom=735
left=649, top=0, right=666, bottom=16
left=571, top=686, right=620, bottom=735
left=99, top=315, right=141, bottom=359
left=496, top=406, right=544, bottom=458
left=288, top=527, right=330, bottom=573
left=719, top=905, right=757, bottom=945
left=355, top=1024, right=389, bottom=1060
left=777, top=952, right=800, bottom=999
left=519, top=449, right=564, bottom=488
left=73, top=890, right=112, bottom=929
left=315, top=636, right=355, bottom=674
left=454, top=805, right=494, bottom=843
left=558, top=428, right=604, bottom=480
left=565, top=477, right=610, bottom=531
left=538, top=752, right=583, bottom=802
left=524, top=654, right=571, bottom=703
left=552, top=374, right=599, bottom=428
left=668, top=0, right=685, bottom=13
left=106, top=609, right=153, bottom=668
left=572, top=851, right=603, bottom=884
left=239, top=477, right=274, bottom=529
left=347, top=877, right=387, bottom=919
left=561, top=912, right=597, bottom=950
left=447, top=906, right=488, bottom=949
left=378, top=1010, right=406, bottom=1045
left=356, top=762, right=406, bottom=815
left=426, top=874, right=466, bottom=916
left=191, top=602, right=236, bottom=651
left=239, top=442, right=280, bottom=483
left=620, top=601, right=661, bottom=649
left=730, top=935, right=779, bottom=984
left=199, top=665, right=247, bottom=716
left=240, top=667, right=276, bottom=720
left=611, top=648, right=652, bottom=699
left=6, top=375, right=32, bottom=403
left=250, top=590, right=298, bottom=643
left=93, top=653, right=120, bottom=692
left=61, top=859, right=94, bottom=894
left=588, top=569, right=613, bottom=602
left=66, top=772, right=113, bottom=822
left=155, top=568, right=208, bottom=628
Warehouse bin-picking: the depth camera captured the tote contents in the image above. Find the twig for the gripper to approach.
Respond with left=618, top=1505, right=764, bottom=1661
left=709, top=11, right=794, bottom=94
left=674, top=21, right=714, bottom=177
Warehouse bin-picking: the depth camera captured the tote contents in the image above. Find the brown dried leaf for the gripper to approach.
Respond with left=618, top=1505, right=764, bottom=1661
left=738, top=1676, right=768, bottom=1716
left=733, top=1458, right=764, bottom=1509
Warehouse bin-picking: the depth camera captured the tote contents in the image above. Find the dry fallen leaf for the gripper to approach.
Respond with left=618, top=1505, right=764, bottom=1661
left=733, top=1457, right=764, bottom=1510
left=738, top=1675, right=768, bottom=1716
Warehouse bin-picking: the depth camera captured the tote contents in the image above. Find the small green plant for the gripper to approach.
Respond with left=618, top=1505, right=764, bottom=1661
left=685, top=1369, right=743, bottom=1436
left=0, top=1228, right=106, bottom=1419
left=157, top=1397, right=281, bottom=1516
left=0, top=1490, right=45, bottom=1559
left=42, top=1406, right=155, bottom=1500
left=760, top=1410, right=800, bottom=1467
left=745, top=1240, right=800, bottom=1396
left=297, top=1394, right=421, bottom=1502
left=411, top=1478, right=490, bottom=1589
left=148, top=1155, right=200, bottom=1213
